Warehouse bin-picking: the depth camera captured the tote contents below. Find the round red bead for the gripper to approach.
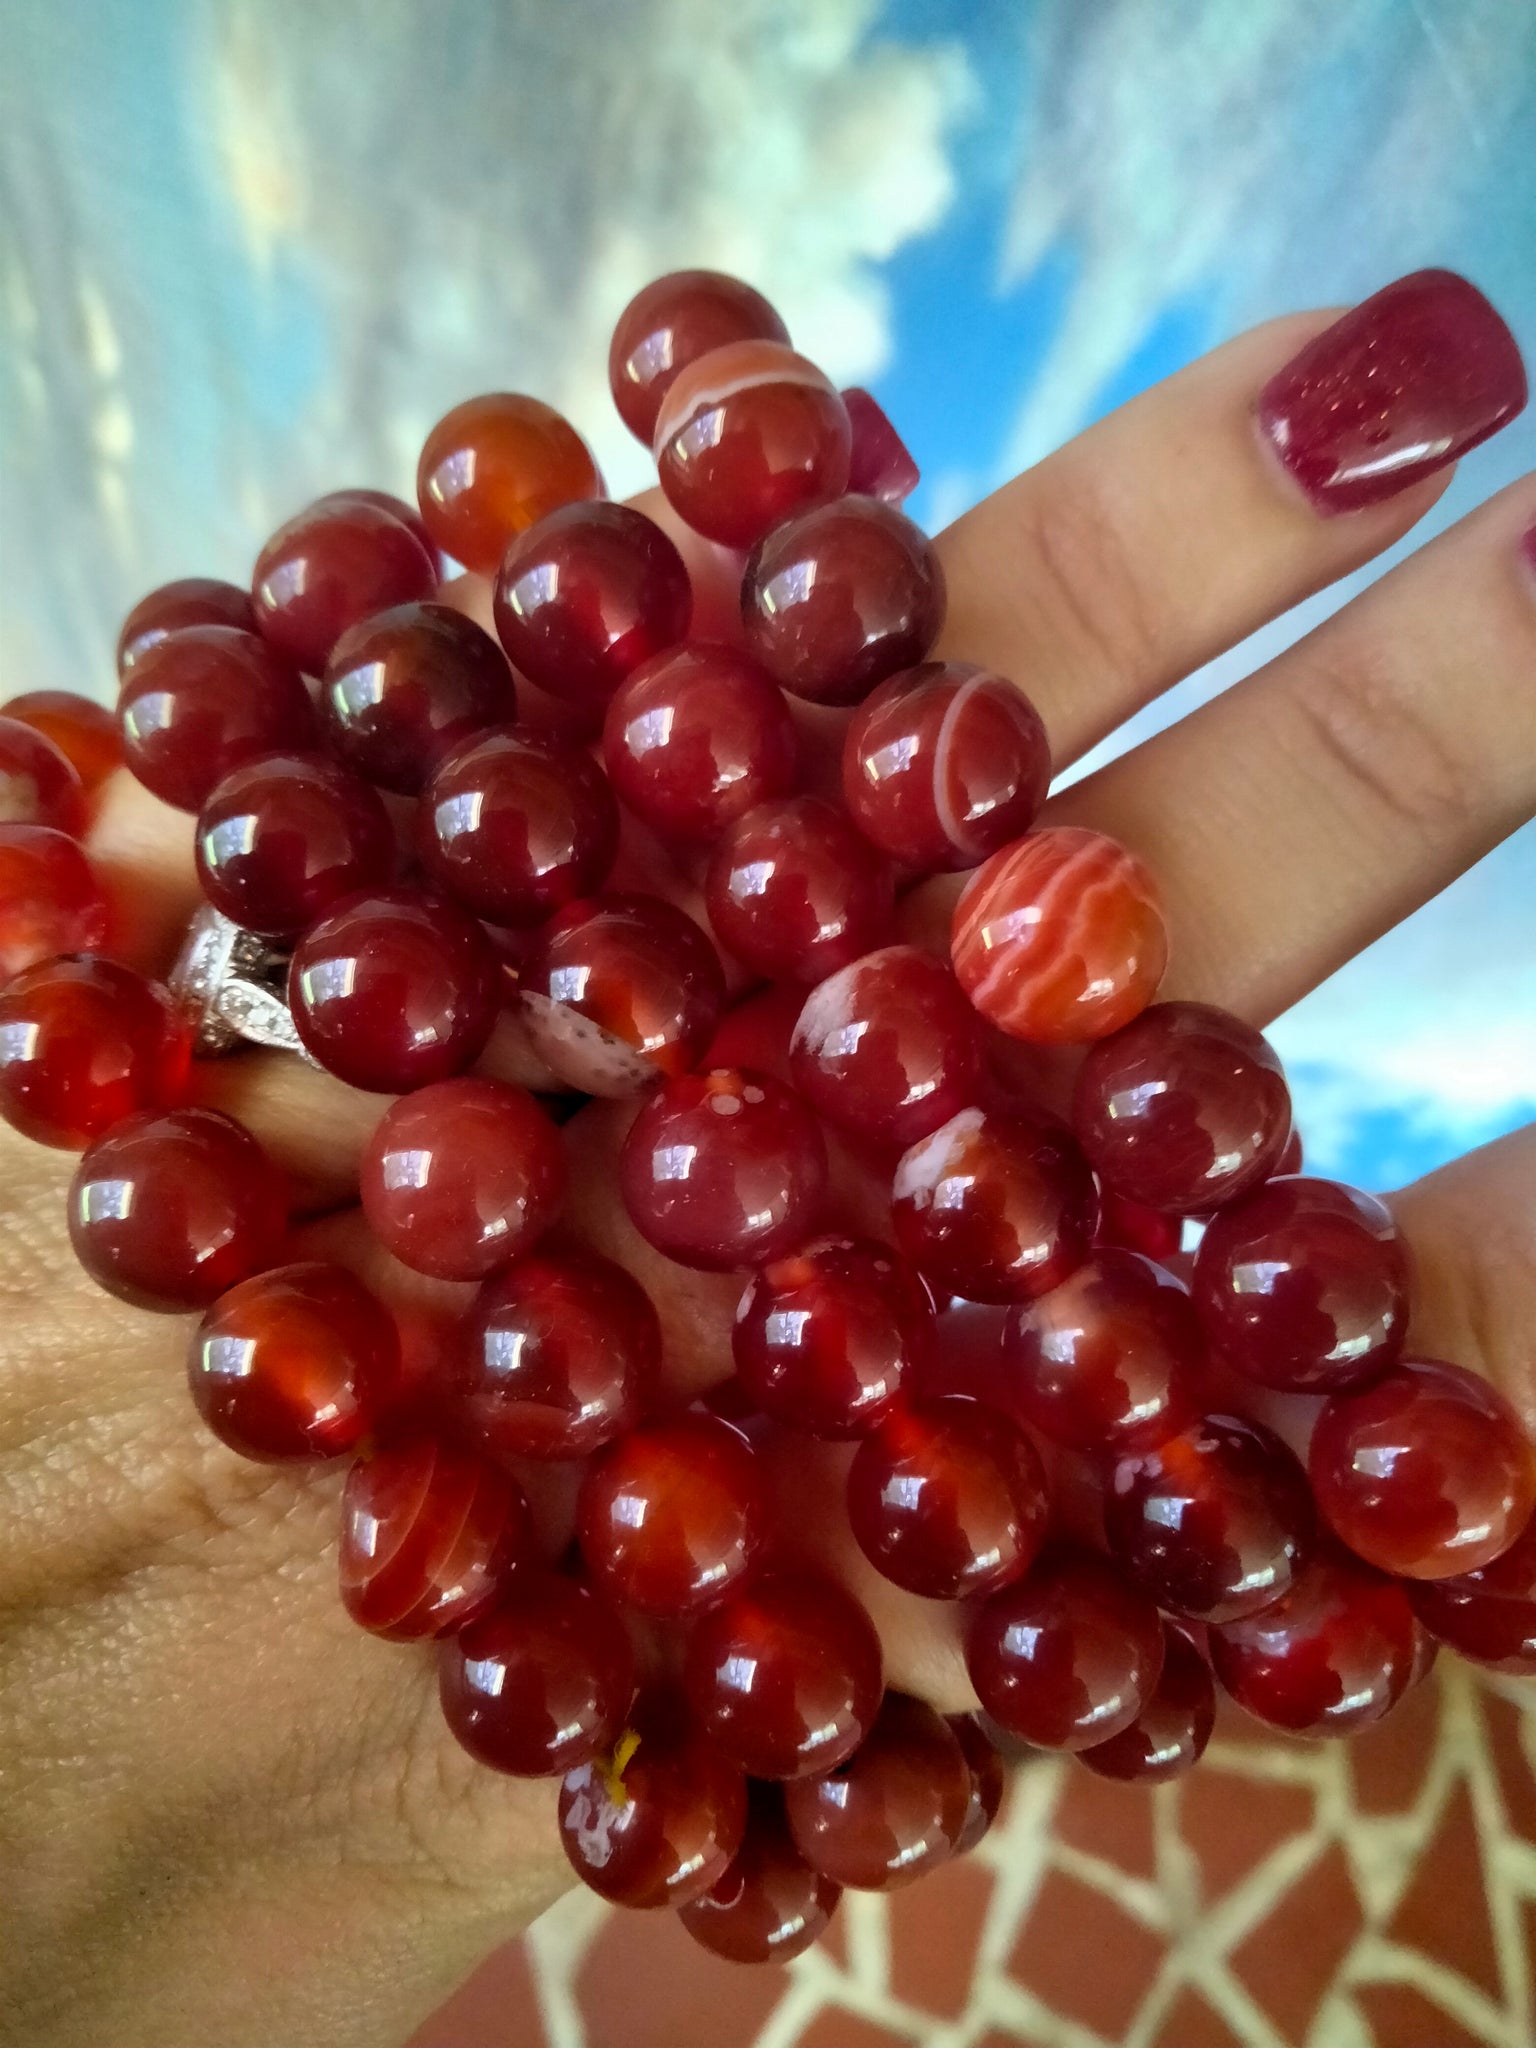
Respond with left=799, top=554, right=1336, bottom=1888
left=1105, top=1413, right=1316, bottom=1623
left=118, top=625, right=315, bottom=813
left=1409, top=1513, right=1536, bottom=1674
left=559, top=1718, right=747, bottom=1910
left=195, top=751, right=394, bottom=937
left=1309, top=1357, right=1536, bottom=1580
left=417, top=393, right=603, bottom=577
left=0, top=955, right=189, bottom=1148
left=340, top=1437, right=529, bottom=1640
left=464, top=1247, right=660, bottom=1460
left=1208, top=1548, right=1416, bottom=1738
left=679, top=1789, right=840, bottom=1965
left=68, top=1107, right=288, bottom=1312
left=439, top=1572, right=635, bottom=1777
left=1078, top=1624, right=1215, bottom=1782
left=741, top=496, right=945, bottom=706
left=842, top=388, right=920, bottom=505
left=684, top=1571, right=883, bottom=1780
left=0, top=716, right=87, bottom=835
left=654, top=340, right=851, bottom=549
left=1073, top=1001, right=1293, bottom=1215
left=891, top=1105, right=1099, bottom=1305
left=252, top=495, right=437, bottom=673
left=950, top=1714, right=1007, bottom=1852
left=790, top=945, right=981, bottom=1150
left=966, top=1548, right=1165, bottom=1752
left=1, top=691, right=122, bottom=795
left=705, top=796, right=893, bottom=986
left=419, top=726, right=618, bottom=927
left=609, top=270, right=790, bottom=444
left=577, top=1412, right=767, bottom=1618
left=0, top=826, right=109, bottom=985
left=843, top=661, right=1051, bottom=874
left=1192, top=1175, right=1410, bottom=1393
left=732, top=1235, right=933, bottom=1440
left=1000, top=1249, right=1201, bottom=1454
left=189, top=1261, right=396, bottom=1463
left=518, top=894, right=725, bottom=1096
left=116, top=576, right=256, bottom=675
left=619, top=1067, right=828, bottom=1271
left=321, top=601, right=516, bottom=795
left=601, top=642, right=798, bottom=844
left=314, top=487, right=441, bottom=571
left=288, top=886, right=498, bottom=1093
left=360, top=1078, right=565, bottom=1281
left=784, top=1693, right=969, bottom=1891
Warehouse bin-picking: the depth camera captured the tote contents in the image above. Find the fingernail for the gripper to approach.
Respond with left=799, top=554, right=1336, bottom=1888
left=1521, top=519, right=1536, bottom=586
left=1257, top=269, right=1527, bottom=514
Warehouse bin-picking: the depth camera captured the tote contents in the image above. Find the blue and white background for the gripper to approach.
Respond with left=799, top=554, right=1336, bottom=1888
left=3, top=0, right=1534, bottom=1192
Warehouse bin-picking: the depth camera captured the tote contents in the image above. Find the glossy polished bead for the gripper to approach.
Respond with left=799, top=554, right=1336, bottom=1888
left=118, top=625, right=315, bottom=812
left=1078, top=1624, right=1215, bottom=1782
left=419, top=726, right=618, bottom=927
left=843, top=662, right=1051, bottom=873
left=68, top=1107, right=287, bottom=1312
left=679, top=1789, right=840, bottom=1964
left=619, top=1068, right=828, bottom=1271
left=609, top=270, right=790, bottom=443
left=732, top=1236, right=933, bottom=1440
left=1, top=693, right=120, bottom=797
left=315, top=487, right=441, bottom=571
left=189, top=1262, right=396, bottom=1462
left=601, top=643, right=798, bottom=843
left=683, top=1571, right=883, bottom=1780
left=1409, top=1513, right=1536, bottom=1674
left=1105, top=1413, right=1315, bottom=1623
left=1001, top=1249, right=1201, bottom=1454
left=705, top=796, right=893, bottom=985
left=842, top=387, right=920, bottom=505
left=0, top=717, right=86, bottom=836
left=784, top=1693, right=969, bottom=1891
left=493, top=502, right=692, bottom=711
left=578, top=1413, right=767, bottom=1618
left=790, top=946, right=980, bottom=1152
left=252, top=496, right=437, bottom=673
left=321, top=602, right=515, bottom=795
left=440, top=1572, right=635, bottom=1777
left=966, top=1548, right=1165, bottom=1751
left=1209, top=1548, right=1416, bottom=1737
left=559, top=1718, right=747, bottom=1910
left=1192, top=1175, right=1410, bottom=1393
left=288, top=886, right=498, bottom=1092
left=360, top=1078, right=564, bottom=1280
left=0, top=955, right=189, bottom=1148
left=847, top=1396, right=1050, bottom=1599
left=417, top=393, right=603, bottom=576
left=1073, top=1002, right=1292, bottom=1215
left=950, top=1714, right=1007, bottom=1852
left=654, top=341, right=851, bottom=548
left=116, top=576, right=257, bottom=674
left=952, top=827, right=1168, bottom=1044
left=1309, top=1358, right=1536, bottom=1580
left=195, top=752, right=394, bottom=937
left=464, top=1247, right=660, bottom=1460
left=1096, top=1189, right=1183, bottom=1263
left=741, top=496, right=944, bottom=707
left=891, top=1106, right=1098, bottom=1305
left=0, top=826, right=109, bottom=984
left=518, top=894, right=725, bottom=1096
left=340, top=1437, right=529, bottom=1640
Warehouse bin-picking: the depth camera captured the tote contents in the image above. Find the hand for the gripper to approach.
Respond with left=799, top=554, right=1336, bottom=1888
left=4, top=288, right=1533, bottom=2048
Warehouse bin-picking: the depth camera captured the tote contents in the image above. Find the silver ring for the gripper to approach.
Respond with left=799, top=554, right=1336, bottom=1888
left=169, top=904, right=319, bottom=1066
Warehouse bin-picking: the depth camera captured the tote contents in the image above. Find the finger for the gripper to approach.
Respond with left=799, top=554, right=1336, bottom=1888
left=85, top=768, right=202, bottom=975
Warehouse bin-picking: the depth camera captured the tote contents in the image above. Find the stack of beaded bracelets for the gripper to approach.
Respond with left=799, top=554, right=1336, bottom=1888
left=1, top=267, right=1533, bottom=1967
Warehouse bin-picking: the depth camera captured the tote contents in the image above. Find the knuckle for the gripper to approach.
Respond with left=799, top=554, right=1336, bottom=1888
left=1014, top=459, right=1167, bottom=688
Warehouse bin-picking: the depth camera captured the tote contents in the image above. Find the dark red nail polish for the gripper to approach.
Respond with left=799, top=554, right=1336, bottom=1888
left=1257, top=269, right=1527, bottom=513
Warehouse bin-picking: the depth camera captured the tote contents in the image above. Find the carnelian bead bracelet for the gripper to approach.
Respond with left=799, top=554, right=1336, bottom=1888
left=3, top=265, right=1533, bottom=1968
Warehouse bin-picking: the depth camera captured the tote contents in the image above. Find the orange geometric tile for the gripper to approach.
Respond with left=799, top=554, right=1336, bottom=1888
left=1179, top=1768, right=1315, bottom=1904
left=793, top=2013, right=915, bottom=2048
left=1229, top=1842, right=1363, bottom=2045
left=1348, top=1666, right=1441, bottom=1815
left=1052, top=1764, right=1157, bottom=1880
left=1353, top=1982, right=1493, bottom=2048
left=1148, top=1986, right=1249, bottom=2048
left=1384, top=1781, right=1501, bottom=2001
left=403, top=1935, right=544, bottom=2048
left=1007, top=1866, right=1165, bottom=2038
left=886, top=1854, right=994, bottom=2018
left=1479, top=1687, right=1536, bottom=1843
left=575, top=1901, right=789, bottom=2048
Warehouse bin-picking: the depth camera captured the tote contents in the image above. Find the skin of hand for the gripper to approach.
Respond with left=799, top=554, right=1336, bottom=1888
left=3, top=305, right=1535, bottom=2048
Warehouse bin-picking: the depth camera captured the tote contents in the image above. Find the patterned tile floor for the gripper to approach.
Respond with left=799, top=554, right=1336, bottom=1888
left=408, top=1661, right=1536, bottom=2048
